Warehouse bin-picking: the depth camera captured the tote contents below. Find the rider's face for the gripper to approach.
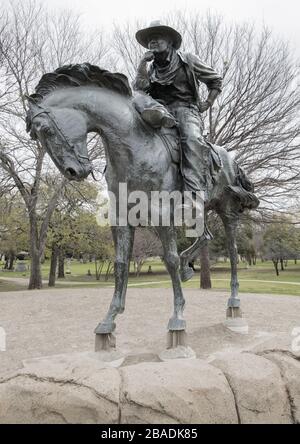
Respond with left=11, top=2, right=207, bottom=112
left=148, top=34, right=172, bottom=53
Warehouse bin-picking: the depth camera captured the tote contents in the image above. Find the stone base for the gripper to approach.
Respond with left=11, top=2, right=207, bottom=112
left=225, top=307, right=249, bottom=334
left=159, top=345, right=196, bottom=361
left=167, top=330, right=187, bottom=348
left=95, top=333, right=116, bottom=351
left=93, top=334, right=124, bottom=366
left=224, top=317, right=249, bottom=335
left=1, top=346, right=299, bottom=424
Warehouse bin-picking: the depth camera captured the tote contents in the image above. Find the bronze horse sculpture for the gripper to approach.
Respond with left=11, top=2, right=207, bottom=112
left=26, top=64, right=259, bottom=347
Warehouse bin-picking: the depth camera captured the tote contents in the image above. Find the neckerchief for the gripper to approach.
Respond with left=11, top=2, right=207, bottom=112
left=149, top=48, right=181, bottom=85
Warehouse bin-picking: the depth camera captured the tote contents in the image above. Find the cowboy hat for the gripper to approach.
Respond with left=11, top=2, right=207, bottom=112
left=135, top=20, right=182, bottom=50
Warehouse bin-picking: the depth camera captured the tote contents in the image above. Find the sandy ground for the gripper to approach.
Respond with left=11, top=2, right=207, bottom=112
left=0, top=287, right=300, bottom=374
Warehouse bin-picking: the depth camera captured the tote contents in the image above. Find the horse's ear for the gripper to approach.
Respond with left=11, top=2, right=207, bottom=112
left=24, top=93, right=42, bottom=104
left=24, top=95, right=40, bottom=138
left=24, top=94, right=43, bottom=112
left=24, top=94, right=34, bottom=103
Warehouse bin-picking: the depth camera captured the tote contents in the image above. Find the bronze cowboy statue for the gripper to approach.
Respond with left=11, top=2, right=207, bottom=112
left=25, top=20, right=259, bottom=353
left=133, top=20, right=223, bottom=206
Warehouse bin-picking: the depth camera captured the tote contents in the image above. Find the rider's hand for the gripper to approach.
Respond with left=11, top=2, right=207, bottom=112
left=141, top=51, right=155, bottom=63
left=199, top=101, right=211, bottom=113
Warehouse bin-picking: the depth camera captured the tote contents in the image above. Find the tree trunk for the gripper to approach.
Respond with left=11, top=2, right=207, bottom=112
left=105, top=261, right=113, bottom=281
left=57, top=249, right=65, bottom=279
left=273, top=259, right=279, bottom=276
left=48, top=245, right=58, bottom=287
left=136, top=261, right=144, bottom=277
left=8, top=253, right=15, bottom=270
left=280, top=258, right=284, bottom=271
left=95, top=260, right=104, bottom=281
left=29, top=248, right=42, bottom=289
left=28, top=215, right=43, bottom=289
left=133, top=261, right=137, bottom=275
left=200, top=244, right=212, bottom=289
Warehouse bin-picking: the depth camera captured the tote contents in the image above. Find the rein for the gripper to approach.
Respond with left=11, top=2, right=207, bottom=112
left=30, top=105, right=90, bottom=166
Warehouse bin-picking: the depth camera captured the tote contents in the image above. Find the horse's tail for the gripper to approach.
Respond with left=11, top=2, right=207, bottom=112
left=225, top=162, right=260, bottom=213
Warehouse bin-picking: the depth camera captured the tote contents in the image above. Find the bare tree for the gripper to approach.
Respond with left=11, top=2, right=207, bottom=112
left=111, top=11, right=300, bottom=288
left=177, top=12, right=300, bottom=212
left=132, top=228, right=162, bottom=277
left=0, top=0, right=108, bottom=288
left=113, top=12, right=300, bottom=210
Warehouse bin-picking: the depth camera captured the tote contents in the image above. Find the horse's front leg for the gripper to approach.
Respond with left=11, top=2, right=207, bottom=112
left=94, top=225, right=135, bottom=335
left=157, top=226, right=186, bottom=331
left=157, top=226, right=196, bottom=359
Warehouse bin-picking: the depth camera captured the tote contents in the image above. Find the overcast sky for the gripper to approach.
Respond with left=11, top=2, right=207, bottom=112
left=41, top=0, right=299, bottom=56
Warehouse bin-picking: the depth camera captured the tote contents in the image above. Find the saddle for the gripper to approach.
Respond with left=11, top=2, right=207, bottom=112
left=158, top=126, right=223, bottom=185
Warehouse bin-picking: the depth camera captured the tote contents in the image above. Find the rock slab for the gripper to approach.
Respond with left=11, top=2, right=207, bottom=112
left=0, top=350, right=299, bottom=424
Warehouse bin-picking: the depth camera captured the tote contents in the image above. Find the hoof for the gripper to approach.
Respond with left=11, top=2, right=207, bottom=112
left=180, top=266, right=194, bottom=282
left=168, top=317, right=186, bottom=331
left=94, top=322, right=116, bottom=335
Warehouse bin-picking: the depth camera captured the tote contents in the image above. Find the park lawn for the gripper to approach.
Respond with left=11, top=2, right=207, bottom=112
left=127, top=262, right=300, bottom=296
left=124, top=275, right=300, bottom=296
left=0, top=259, right=299, bottom=296
left=0, top=259, right=167, bottom=280
left=0, top=280, right=27, bottom=292
left=184, top=278, right=300, bottom=296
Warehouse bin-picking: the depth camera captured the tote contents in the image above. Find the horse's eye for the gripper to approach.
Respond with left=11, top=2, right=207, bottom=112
left=43, top=126, right=54, bottom=136
left=30, top=130, right=38, bottom=141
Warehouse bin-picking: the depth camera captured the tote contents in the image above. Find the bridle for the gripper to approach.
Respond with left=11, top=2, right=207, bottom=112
left=30, top=104, right=91, bottom=167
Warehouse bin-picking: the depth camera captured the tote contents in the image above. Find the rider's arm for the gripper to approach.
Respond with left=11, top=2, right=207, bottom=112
left=133, top=61, right=150, bottom=92
left=186, top=53, right=222, bottom=107
left=133, top=53, right=154, bottom=92
left=207, top=88, right=220, bottom=107
left=191, top=54, right=223, bottom=92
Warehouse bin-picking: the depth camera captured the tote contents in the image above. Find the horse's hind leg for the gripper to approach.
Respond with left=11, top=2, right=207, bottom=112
left=94, top=225, right=135, bottom=337
left=220, top=213, right=248, bottom=334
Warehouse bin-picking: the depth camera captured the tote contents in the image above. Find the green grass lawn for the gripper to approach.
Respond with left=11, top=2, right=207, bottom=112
left=0, top=280, right=28, bottom=292
left=0, top=259, right=299, bottom=296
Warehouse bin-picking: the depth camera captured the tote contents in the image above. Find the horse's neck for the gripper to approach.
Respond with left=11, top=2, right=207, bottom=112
left=46, top=86, right=135, bottom=138
left=45, top=87, right=157, bottom=180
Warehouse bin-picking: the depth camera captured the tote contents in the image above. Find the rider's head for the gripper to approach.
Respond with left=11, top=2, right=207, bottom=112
left=147, top=33, right=173, bottom=53
left=136, top=21, right=182, bottom=51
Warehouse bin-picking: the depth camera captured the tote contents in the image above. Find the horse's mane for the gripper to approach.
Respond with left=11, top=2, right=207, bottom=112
left=30, top=63, right=132, bottom=102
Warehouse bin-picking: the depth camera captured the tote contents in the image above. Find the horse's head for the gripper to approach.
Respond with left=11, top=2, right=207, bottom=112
left=26, top=97, right=92, bottom=181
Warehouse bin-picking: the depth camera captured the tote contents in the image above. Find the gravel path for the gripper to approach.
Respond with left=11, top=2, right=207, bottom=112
left=0, top=287, right=299, bottom=374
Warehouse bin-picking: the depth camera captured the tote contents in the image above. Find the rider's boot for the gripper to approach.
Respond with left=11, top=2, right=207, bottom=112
left=180, top=189, right=213, bottom=282
left=182, top=190, right=207, bottom=237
